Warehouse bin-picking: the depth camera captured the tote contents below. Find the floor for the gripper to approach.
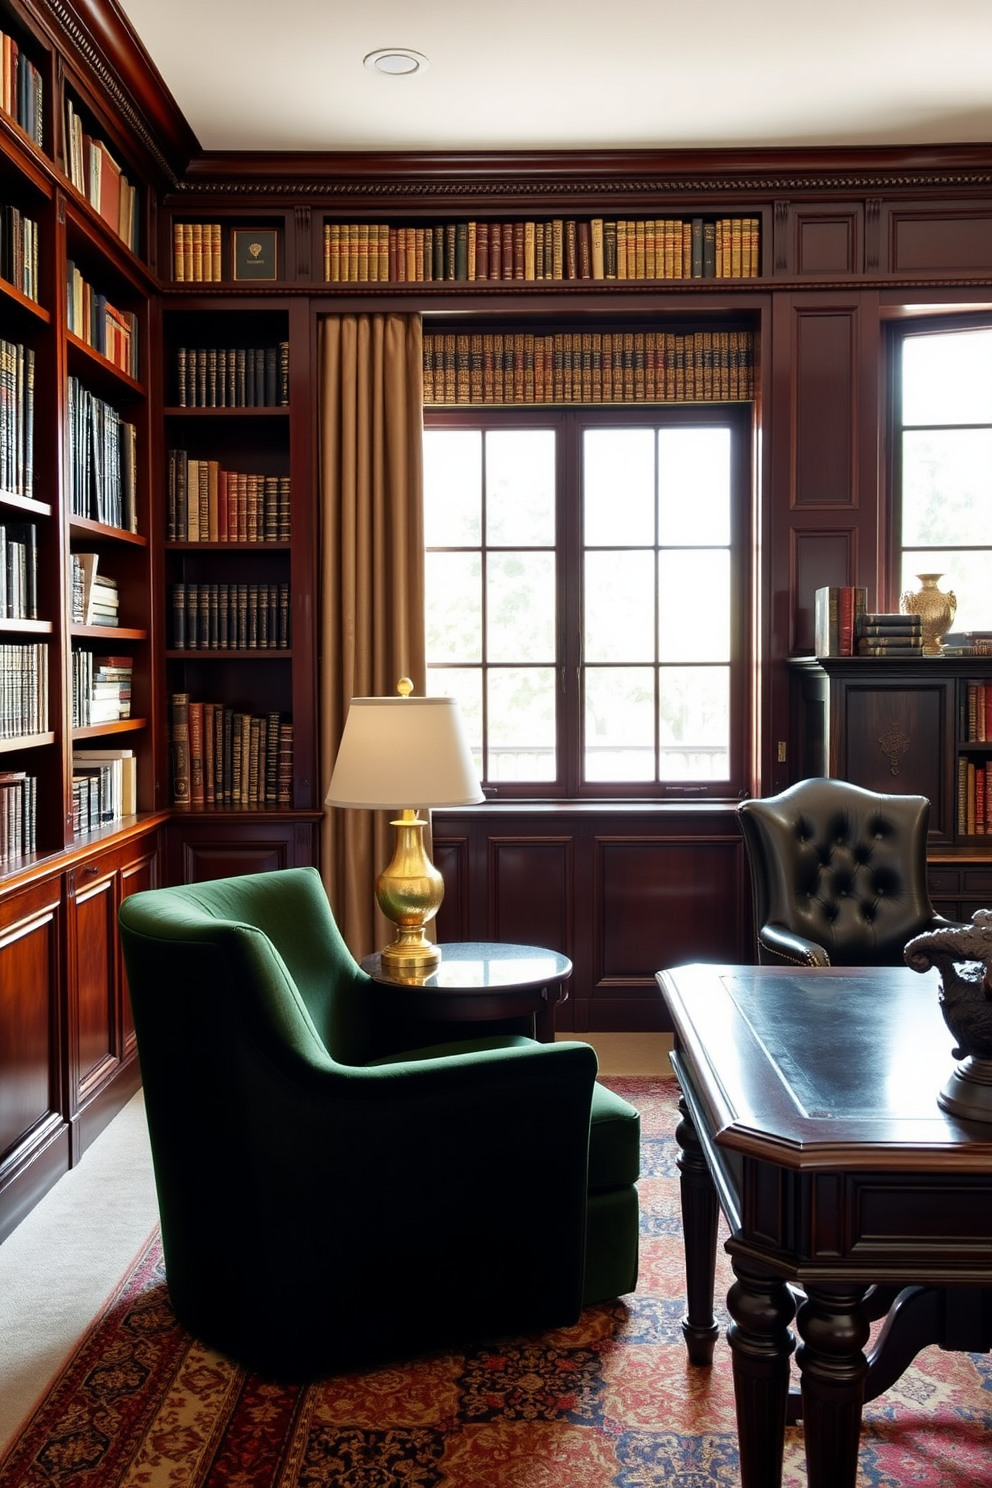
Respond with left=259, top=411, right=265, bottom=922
left=0, top=1030, right=671, bottom=1455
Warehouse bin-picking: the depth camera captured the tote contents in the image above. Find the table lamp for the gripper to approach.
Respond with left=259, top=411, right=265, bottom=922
left=325, top=679, right=484, bottom=973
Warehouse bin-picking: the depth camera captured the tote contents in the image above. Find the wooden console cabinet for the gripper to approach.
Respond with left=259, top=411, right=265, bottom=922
left=790, top=656, right=992, bottom=921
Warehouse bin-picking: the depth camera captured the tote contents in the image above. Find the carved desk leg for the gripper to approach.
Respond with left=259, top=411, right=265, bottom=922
left=675, top=1095, right=720, bottom=1365
left=795, top=1282, right=870, bottom=1488
left=727, top=1257, right=797, bottom=1488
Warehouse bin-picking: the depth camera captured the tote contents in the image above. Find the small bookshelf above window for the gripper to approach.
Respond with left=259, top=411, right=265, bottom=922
left=424, top=326, right=755, bottom=406
left=324, top=215, right=761, bottom=285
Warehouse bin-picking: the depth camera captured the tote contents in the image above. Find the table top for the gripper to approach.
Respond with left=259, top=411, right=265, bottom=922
left=657, top=962, right=992, bottom=1172
left=362, top=941, right=572, bottom=990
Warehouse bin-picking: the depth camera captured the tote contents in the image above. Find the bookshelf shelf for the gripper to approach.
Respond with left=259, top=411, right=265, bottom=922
left=0, top=730, right=54, bottom=751
left=72, top=717, right=146, bottom=741
left=70, top=624, right=147, bottom=641
left=0, top=617, right=51, bottom=635
left=68, top=517, right=147, bottom=546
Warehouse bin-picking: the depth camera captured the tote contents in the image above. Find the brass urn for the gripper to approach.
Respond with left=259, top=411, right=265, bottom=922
left=900, top=573, right=956, bottom=656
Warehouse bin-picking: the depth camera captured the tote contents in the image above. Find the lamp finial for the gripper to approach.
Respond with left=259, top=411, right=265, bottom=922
left=396, top=677, right=414, bottom=698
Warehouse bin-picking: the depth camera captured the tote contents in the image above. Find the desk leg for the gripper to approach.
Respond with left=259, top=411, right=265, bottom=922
left=795, top=1283, right=870, bottom=1488
left=675, top=1096, right=720, bottom=1365
left=727, top=1258, right=796, bottom=1488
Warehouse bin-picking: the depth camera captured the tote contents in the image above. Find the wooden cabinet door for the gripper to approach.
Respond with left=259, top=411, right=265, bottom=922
left=0, top=878, right=67, bottom=1241
left=68, top=856, right=120, bottom=1109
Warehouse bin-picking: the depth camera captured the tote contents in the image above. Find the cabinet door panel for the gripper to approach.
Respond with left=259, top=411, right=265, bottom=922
left=119, top=846, right=159, bottom=1059
left=72, top=867, right=119, bottom=1101
left=0, top=888, right=62, bottom=1161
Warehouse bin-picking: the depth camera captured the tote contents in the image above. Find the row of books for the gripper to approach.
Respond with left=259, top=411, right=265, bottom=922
left=0, top=30, right=43, bottom=147
left=0, top=771, right=36, bottom=862
left=0, top=339, right=34, bottom=501
left=856, top=613, right=922, bottom=657
left=0, top=641, right=47, bottom=737
left=66, top=262, right=139, bottom=378
left=323, top=216, right=761, bottom=284
left=64, top=98, right=138, bottom=252
left=67, top=376, right=138, bottom=531
left=958, top=758, right=992, bottom=836
left=1, top=202, right=39, bottom=301
left=71, top=651, right=131, bottom=726
left=175, top=344, right=290, bottom=408
left=71, top=748, right=136, bottom=834
left=423, top=329, right=755, bottom=407
left=813, top=587, right=868, bottom=657
left=170, top=582, right=291, bottom=651
left=0, top=520, right=37, bottom=619
left=171, top=222, right=222, bottom=282
left=166, top=452, right=290, bottom=543
left=170, top=694, right=293, bottom=807
left=960, top=682, right=992, bottom=743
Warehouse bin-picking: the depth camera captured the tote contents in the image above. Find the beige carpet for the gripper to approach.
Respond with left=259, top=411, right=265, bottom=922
left=0, top=1092, right=159, bottom=1453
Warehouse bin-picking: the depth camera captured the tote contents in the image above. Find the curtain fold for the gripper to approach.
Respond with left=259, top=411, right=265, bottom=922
left=318, top=313, right=425, bottom=958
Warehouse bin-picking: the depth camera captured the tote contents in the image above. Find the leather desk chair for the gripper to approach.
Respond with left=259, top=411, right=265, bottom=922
left=738, top=777, right=967, bottom=967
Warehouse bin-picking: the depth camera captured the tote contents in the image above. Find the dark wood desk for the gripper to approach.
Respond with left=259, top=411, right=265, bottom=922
left=656, top=962, right=992, bottom=1488
left=361, top=941, right=572, bottom=1044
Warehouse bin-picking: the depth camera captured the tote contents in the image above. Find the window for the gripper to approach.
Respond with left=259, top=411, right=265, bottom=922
left=423, top=403, right=751, bottom=799
left=895, top=318, right=992, bottom=632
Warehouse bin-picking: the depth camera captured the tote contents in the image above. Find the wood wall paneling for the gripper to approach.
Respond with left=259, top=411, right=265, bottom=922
left=488, top=837, right=573, bottom=953
left=793, top=207, right=863, bottom=276
left=793, top=308, right=858, bottom=508
left=889, top=208, right=992, bottom=274
left=791, top=528, right=858, bottom=656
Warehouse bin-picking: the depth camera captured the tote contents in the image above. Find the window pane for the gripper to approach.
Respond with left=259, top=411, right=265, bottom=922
left=423, top=429, right=481, bottom=545
left=585, top=666, right=655, bottom=782
left=487, top=552, right=556, bottom=662
left=425, top=552, right=481, bottom=662
left=583, top=428, right=655, bottom=546
left=488, top=668, right=556, bottom=782
left=427, top=666, right=483, bottom=775
left=659, top=550, right=730, bottom=661
left=486, top=430, right=556, bottom=545
left=903, top=329, right=992, bottom=427
left=584, top=550, right=655, bottom=663
left=899, top=554, right=992, bottom=634
left=658, top=427, right=731, bottom=545
left=902, top=430, right=992, bottom=545
left=659, top=667, right=729, bottom=781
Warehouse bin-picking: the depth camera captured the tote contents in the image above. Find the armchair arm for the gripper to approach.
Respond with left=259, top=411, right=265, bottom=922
left=757, top=923, right=831, bottom=967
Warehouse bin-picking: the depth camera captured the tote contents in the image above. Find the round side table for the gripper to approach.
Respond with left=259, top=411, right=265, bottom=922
left=360, top=941, right=572, bottom=1044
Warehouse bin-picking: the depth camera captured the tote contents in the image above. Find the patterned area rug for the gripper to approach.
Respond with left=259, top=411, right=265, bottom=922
left=2, top=1076, right=990, bottom=1487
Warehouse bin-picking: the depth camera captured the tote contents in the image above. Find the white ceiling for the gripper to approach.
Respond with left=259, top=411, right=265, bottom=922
left=113, top=0, right=992, bottom=156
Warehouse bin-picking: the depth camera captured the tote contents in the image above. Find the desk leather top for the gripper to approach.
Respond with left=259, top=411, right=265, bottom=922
left=657, top=963, right=992, bottom=1171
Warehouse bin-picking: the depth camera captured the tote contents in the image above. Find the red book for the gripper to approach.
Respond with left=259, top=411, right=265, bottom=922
left=838, top=586, right=855, bottom=655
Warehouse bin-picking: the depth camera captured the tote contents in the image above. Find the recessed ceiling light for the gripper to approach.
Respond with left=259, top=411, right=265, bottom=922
left=364, top=48, right=429, bottom=77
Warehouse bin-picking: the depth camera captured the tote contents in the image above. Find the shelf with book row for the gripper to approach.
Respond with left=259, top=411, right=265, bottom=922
left=322, top=215, right=761, bottom=284
left=170, top=220, right=282, bottom=284
left=63, top=92, right=139, bottom=255
left=0, top=13, right=45, bottom=153
left=66, top=258, right=139, bottom=380
left=424, top=327, right=755, bottom=406
left=168, top=692, right=294, bottom=810
left=166, top=452, right=290, bottom=543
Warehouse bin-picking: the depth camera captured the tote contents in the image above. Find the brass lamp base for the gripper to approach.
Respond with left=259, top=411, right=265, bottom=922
left=376, top=809, right=444, bottom=975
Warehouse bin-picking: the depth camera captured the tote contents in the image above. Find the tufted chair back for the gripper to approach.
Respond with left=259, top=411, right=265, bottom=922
left=738, top=778, right=965, bottom=967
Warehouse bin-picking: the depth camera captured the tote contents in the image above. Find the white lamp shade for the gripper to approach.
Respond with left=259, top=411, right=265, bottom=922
left=325, top=695, right=484, bottom=810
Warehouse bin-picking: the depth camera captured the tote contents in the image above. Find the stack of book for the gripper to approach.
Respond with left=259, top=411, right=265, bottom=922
left=856, top=613, right=923, bottom=656
left=87, top=573, right=119, bottom=626
left=72, top=652, right=132, bottom=725
left=942, top=631, right=992, bottom=657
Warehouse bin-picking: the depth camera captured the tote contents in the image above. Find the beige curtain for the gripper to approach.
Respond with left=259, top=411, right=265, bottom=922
left=318, top=313, right=425, bottom=958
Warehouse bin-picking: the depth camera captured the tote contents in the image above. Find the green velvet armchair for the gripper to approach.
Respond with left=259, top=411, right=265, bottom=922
left=118, top=866, right=640, bottom=1378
